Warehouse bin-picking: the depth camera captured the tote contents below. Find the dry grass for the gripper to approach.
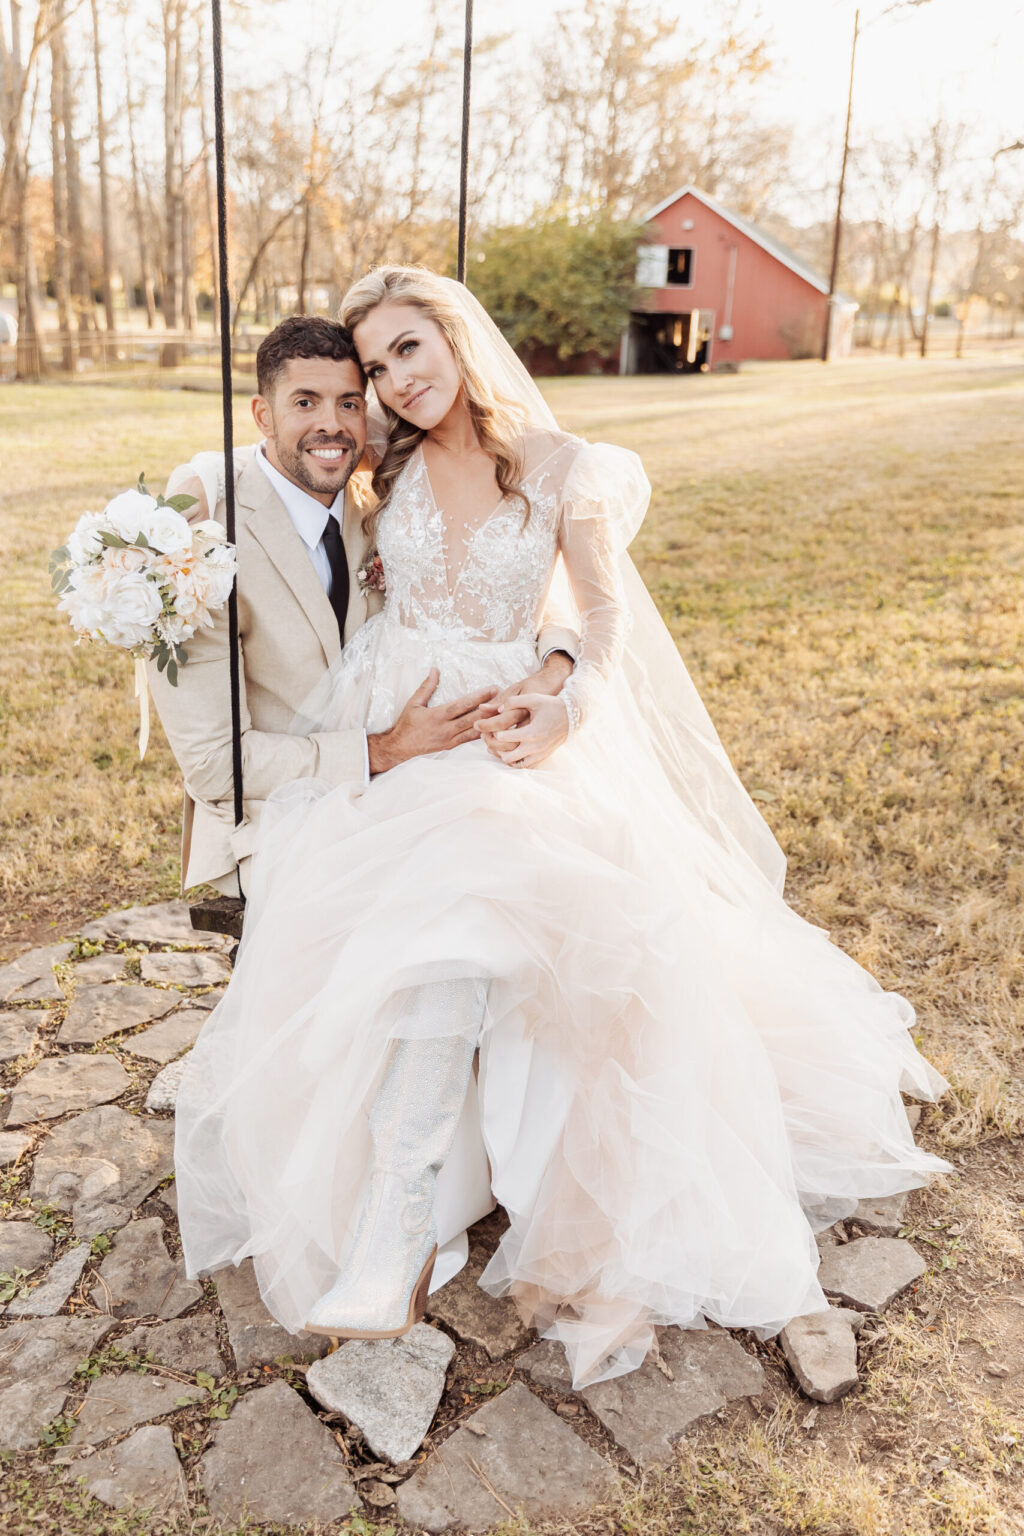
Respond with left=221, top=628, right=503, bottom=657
left=2, top=354, right=1024, bottom=1533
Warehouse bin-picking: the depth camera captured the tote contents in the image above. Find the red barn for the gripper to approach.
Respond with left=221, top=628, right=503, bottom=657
left=622, top=185, right=857, bottom=373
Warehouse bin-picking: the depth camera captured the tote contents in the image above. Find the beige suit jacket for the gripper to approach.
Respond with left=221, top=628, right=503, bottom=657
left=149, top=451, right=577, bottom=895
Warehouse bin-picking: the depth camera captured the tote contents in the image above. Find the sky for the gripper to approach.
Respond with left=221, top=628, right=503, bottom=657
left=261, top=0, right=1024, bottom=149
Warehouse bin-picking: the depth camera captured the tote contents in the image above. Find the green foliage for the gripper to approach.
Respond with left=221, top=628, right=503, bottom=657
left=195, top=1372, right=238, bottom=1419
left=31, top=1205, right=72, bottom=1242
left=38, top=1415, right=77, bottom=1449
left=470, top=213, right=642, bottom=362
left=0, top=1267, right=33, bottom=1304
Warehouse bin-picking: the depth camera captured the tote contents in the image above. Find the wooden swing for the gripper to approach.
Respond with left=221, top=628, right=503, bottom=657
left=189, top=0, right=476, bottom=943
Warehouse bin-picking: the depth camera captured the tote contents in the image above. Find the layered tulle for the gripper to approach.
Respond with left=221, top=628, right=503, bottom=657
left=175, top=617, right=949, bottom=1389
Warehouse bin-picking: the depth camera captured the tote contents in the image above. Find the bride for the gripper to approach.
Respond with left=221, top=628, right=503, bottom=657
left=174, top=266, right=949, bottom=1390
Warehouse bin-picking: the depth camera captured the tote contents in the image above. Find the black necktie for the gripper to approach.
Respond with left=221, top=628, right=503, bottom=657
left=320, top=514, right=349, bottom=645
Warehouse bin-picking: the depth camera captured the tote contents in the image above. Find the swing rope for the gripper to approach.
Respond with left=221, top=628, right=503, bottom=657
left=194, top=0, right=473, bottom=933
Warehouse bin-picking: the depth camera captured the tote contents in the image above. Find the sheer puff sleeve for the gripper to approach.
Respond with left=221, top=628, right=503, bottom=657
left=557, top=441, right=651, bottom=733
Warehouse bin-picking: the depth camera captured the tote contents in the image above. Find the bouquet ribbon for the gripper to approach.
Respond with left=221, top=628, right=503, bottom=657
left=134, top=658, right=151, bottom=760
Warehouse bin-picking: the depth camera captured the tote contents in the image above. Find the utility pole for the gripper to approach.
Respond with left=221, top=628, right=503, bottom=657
left=822, top=8, right=860, bottom=361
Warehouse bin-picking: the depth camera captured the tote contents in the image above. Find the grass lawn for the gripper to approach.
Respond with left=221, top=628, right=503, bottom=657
left=1, top=354, right=1023, bottom=1532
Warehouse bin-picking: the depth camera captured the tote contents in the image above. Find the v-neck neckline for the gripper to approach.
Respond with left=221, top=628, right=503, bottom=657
left=417, top=443, right=507, bottom=599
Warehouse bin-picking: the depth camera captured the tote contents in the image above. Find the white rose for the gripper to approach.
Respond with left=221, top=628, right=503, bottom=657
left=98, top=571, right=164, bottom=649
left=192, top=518, right=227, bottom=545
left=139, top=506, right=192, bottom=555
left=104, top=488, right=159, bottom=544
left=67, top=511, right=107, bottom=564
left=102, top=544, right=149, bottom=574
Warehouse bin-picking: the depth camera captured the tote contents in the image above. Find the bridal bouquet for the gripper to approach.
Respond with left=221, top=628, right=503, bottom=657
left=49, top=477, right=237, bottom=755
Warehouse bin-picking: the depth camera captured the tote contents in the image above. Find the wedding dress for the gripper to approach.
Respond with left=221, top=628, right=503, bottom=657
left=174, top=415, right=949, bottom=1389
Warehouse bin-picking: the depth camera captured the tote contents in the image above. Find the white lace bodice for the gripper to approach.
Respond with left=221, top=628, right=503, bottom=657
left=377, top=430, right=648, bottom=730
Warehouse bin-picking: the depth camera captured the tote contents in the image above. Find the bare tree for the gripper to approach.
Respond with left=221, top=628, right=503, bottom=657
left=1, top=0, right=54, bottom=378
left=49, top=0, right=75, bottom=369
left=88, top=0, right=114, bottom=328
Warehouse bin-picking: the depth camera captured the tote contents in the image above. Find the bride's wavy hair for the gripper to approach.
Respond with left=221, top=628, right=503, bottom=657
left=340, top=265, right=530, bottom=539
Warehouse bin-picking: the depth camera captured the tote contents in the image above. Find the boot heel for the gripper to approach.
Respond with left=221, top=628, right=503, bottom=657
left=408, top=1246, right=437, bottom=1328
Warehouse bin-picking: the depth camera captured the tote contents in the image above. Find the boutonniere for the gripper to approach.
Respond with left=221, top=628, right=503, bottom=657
left=357, top=551, right=386, bottom=594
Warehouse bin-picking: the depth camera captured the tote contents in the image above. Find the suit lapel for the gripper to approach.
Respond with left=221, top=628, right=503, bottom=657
left=238, top=456, right=341, bottom=665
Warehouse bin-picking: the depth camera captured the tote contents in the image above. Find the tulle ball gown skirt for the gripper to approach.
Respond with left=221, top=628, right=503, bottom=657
left=174, top=622, right=950, bottom=1388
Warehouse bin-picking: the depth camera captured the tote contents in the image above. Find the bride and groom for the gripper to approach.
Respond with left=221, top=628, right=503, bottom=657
left=150, top=266, right=948, bottom=1391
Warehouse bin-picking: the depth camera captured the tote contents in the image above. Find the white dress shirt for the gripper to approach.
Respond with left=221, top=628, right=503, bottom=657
left=255, top=447, right=370, bottom=785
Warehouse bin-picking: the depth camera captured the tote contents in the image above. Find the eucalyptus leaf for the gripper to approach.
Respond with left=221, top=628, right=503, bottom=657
left=165, top=494, right=199, bottom=513
left=99, top=532, right=128, bottom=549
left=166, top=659, right=179, bottom=686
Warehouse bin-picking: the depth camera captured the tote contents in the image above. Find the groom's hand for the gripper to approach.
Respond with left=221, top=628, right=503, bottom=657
left=367, top=670, right=498, bottom=775
left=475, top=651, right=573, bottom=757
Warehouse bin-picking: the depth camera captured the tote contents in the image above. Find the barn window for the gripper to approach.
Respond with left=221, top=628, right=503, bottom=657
left=666, top=248, right=695, bottom=286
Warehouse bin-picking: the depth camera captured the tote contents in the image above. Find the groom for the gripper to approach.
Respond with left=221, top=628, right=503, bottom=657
left=149, top=314, right=576, bottom=898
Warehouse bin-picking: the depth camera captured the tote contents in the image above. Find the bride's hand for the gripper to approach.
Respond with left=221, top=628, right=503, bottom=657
left=482, top=693, right=570, bottom=769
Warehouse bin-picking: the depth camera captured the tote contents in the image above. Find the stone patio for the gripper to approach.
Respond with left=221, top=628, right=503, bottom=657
left=0, top=902, right=937, bottom=1530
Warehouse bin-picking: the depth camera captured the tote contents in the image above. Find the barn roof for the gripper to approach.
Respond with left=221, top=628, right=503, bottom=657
left=644, top=185, right=853, bottom=304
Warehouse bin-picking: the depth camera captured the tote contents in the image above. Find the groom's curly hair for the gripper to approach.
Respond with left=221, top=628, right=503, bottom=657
left=256, top=316, right=362, bottom=398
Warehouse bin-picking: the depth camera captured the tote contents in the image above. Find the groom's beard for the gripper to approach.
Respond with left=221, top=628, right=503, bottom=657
left=277, top=431, right=359, bottom=499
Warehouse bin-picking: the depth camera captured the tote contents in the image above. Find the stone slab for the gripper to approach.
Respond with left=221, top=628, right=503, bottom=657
left=79, top=902, right=228, bottom=949
left=79, top=1423, right=188, bottom=1516
left=5, top=1053, right=130, bottom=1126
left=0, top=1129, right=32, bottom=1166
left=817, top=1237, right=927, bottom=1313
left=0, top=945, right=72, bottom=1004
left=119, top=1315, right=226, bottom=1379
left=30, top=1105, right=174, bottom=1214
left=58, top=985, right=177, bottom=1046
left=124, top=1009, right=207, bottom=1064
left=396, top=1380, right=615, bottom=1533
left=72, top=1199, right=134, bottom=1239
left=306, top=1323, right=455, bottom=1463
left=69, top=1371, right=206, bottom=1447
left=427, top=1244, right=534, bottom=1361
left=145, top=1056, right=189, bottom=1113
left=5, top=1243, right=90, bottom=1318
left=0, top=1009, right=47, bottom=1063
left=850, top=1192, right=909, bottom=1238
left=0, top=1221, right=54, bottom=1275
left=191, top=989, right=225, bottom=1010
left=0, top=1315, right=117, bottom=1450
left=90, top=1217, right=202, bottom=1320
left=68, top=954, right=131, bottom=985
left=780, top=1308, right=863, bottom=1403
left=199, top=1379, right=359, bottom=1524
left=214, top=1258, right=329, bottom=1370
left=519, top=1328, right=765, bottom=1469
left=139, top=952, right=231, bottom=987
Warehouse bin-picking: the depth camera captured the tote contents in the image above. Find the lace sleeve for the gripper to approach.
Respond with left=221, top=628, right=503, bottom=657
left=557, top=442, right=651, bottom=732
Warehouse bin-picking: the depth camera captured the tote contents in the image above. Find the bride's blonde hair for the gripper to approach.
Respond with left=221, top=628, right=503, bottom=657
left=340, top=265, right=529, bottom=538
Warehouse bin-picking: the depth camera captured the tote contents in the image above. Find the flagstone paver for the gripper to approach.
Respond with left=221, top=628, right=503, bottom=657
left=0, top=1221, right=53, bottom=1275
left=214, top=1257, right=329, bottom=1369
left=780, top=1307, right=864, bottom=1403
left=0, top=1009, right=48, bottom=1063
left=306, top=1323, right=456, bottom=1463
left=191, top=988, right=225, bottom=1009
left=0, top=945, right=73, bottom=1004
left=30, top=1104, right=175, bottom=1215
left=124, top=1008, right=207, bottom=1064
left=396, top=1381, right=616, bottom=1533
left=78, top=901, right=229, bottom=949
left=519, top=1327, right=765, bottom=1469
left=0, top=1307, right=116, bottom=1453
left=58, top=985, right=178, bottom=1046
left=69, top=1372, right=206, bottom=1447
left=199, top=1379, right=360, bottom=1524
left=67, top=953, right=131, bottom=985
left=0, top=1129, right=32, bottom=1166
left=90, top=1217, right=203, bottom=1320
left=72, top=1198, right=134, bottom=1240
left=145, top=1055, right=189, bottom=1112
left=5, top=1053, right=130, bottom=1126
left=78, top=1423, right=189, bottom=1516
left=426, top=1215, right=534, bottom=1361
left=140, top=951, right=232, bottom=987
left=850, top=1192, right=909, bottom=1237
left=119, top=1315, right=226, bottom=1378
left=817, top=1236, right=927, bottom=1312
left=5, top=1243, right=90, bottom=1318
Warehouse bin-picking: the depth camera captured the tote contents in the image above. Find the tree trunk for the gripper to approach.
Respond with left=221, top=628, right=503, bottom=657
left=63, top=65, right=97, bottom=355
left=49, top=0, right=75, bottom=371
left=198, top=14, right=218, bottom=334
left=297, top=194, right=311, bottom=314
left=161, top=0, right=185, bottom=365
left=920, top=220, right=940, bottom=358
left=89, top=0, right=115, bottom=330
left=12, top=160, right=46, bottom=379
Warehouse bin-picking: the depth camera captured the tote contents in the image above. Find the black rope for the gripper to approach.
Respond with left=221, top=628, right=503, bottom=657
left=211, top=0, right=245, bottom=902
left=457, top=0, right=473, bottom=282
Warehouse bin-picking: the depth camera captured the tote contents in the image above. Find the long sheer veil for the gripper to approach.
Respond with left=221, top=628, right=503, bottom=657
left=442, top=280, right=787, bottom=892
